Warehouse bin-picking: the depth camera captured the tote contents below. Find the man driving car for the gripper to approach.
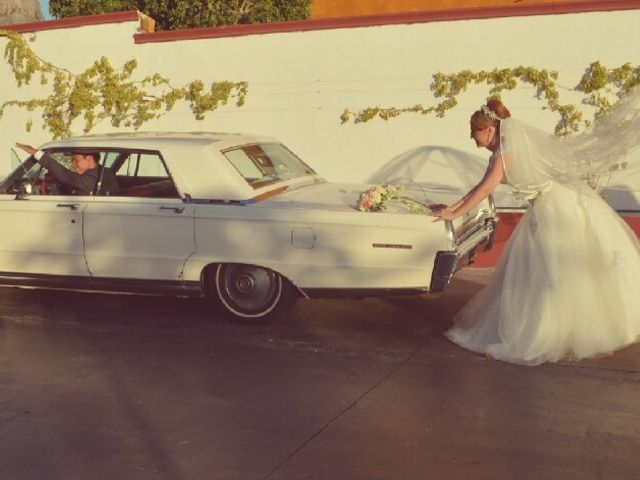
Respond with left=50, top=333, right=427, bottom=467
left=15, top=143, right=119, bottom=196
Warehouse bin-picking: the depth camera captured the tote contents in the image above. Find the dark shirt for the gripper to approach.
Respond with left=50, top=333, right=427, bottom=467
left=38, top=153, right=119, bottom=196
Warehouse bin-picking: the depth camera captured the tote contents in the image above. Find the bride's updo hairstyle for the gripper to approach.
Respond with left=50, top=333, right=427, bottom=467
left=470, top=99, right=511, bottom=130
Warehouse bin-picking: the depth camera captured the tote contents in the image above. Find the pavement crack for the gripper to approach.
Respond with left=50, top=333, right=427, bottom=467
left=259, top=344, right=424, bottom=480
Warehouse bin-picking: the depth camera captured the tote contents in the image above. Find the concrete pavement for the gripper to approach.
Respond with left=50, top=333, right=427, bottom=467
left=0, top=268, right=639, bottom=480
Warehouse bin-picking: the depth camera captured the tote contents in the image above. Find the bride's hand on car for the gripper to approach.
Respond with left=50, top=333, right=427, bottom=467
left=428, top=203, right=448, bottom=212
left=430, top=207, right=457, bottom=222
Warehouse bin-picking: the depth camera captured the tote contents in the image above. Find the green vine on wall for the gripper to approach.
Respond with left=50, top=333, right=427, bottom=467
left=340, top=63, right=640, bottom=136
left=0, top=29, right=249, bottom=139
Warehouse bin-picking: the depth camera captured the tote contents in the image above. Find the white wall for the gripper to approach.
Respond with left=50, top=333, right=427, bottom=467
left=2, top=8, right=639, bottom=208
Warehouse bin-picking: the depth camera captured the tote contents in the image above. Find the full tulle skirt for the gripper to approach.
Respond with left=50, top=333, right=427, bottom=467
left=445, top=181, right=640, bottom=366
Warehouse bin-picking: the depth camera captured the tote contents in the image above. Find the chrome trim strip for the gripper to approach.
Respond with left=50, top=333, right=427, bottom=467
left=484, top=217, right=499, bottom=251
left=445, top=220, right=455, bottom=249
left=0, top=272, right=203, bottom=296
left=372, top=243, right=413, bottom=249
left=190, top=198, right=253, bottom=205
left=456, top=221, right=497, bottom=257
left=487, top=194, right=496, bottom=213
left=430, top=212, right=499, bottom=292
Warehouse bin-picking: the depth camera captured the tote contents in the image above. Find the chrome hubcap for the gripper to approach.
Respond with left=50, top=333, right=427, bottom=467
left=217, top=264, right=281, bottom=316
left=236, top=274, right=255, bottom=293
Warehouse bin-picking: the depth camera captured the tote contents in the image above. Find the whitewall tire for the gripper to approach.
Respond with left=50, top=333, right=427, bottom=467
left=206, top=263, right=297, bottom=323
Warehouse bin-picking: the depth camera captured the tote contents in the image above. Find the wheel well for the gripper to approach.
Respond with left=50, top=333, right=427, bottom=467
left=200, top=263, right=304, bottom=298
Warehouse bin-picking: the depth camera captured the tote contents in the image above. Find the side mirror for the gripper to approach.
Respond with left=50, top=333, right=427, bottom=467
left=14, top=178, right=33, bottom=196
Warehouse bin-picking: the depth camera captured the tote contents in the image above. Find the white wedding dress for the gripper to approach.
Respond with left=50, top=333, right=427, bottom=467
left=446, top=91, right=640, bottom=366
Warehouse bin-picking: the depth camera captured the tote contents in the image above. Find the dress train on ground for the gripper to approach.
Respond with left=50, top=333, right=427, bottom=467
left=446, top=181, right=640, bottom=366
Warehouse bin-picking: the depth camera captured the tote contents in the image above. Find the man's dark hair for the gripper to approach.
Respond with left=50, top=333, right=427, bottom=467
left=72, top=151, right=101, bottom=163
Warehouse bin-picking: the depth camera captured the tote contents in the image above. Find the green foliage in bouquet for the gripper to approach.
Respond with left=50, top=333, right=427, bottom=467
left=357, top=184, right=433, bottom=214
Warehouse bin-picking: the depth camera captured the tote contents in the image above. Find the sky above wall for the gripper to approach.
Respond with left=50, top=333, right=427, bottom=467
left=39, top=0, right=52, bottom=19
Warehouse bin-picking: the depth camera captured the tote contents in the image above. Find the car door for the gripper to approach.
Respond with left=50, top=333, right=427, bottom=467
left=82, top=151, right=196, bottom=280
left=0, top=157, right=90, bottom=276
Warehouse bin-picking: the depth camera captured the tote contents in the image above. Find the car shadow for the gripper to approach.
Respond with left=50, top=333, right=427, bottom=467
left=0, top=268, right=490, bottom=355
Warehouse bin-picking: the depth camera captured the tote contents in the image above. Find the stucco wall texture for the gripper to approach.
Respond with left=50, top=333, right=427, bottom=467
left=1, top=3, right=639, bottom=214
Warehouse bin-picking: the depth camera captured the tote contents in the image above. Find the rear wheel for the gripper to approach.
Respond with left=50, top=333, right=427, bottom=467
left=206, top=263, right=297, bottom=323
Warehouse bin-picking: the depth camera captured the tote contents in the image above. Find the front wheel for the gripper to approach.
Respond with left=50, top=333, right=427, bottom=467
left=205, top=263, right=297, bottom=323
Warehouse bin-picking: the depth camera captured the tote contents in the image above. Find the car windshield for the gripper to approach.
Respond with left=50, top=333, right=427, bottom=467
left=223, top=143, right=315, bottom=189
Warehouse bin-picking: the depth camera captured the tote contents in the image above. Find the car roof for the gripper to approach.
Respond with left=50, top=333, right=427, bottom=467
left=38, top=131, right=311, bottom=201
left=40, top=132, right=271, bottom=151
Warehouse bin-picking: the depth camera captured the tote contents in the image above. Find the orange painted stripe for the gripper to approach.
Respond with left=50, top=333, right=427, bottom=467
left=311, top=0, right=587, bottom=18
left=471, top=211, right=640, bottom=268
left=252, top=186, right=288, bottom=202
left=624, top=215, right=640, bottom=235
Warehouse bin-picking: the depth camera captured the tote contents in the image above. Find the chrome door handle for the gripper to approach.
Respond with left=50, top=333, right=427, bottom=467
left=160, top=205, right=185, bottom=214
left=57, top=203, right=79, bottom=211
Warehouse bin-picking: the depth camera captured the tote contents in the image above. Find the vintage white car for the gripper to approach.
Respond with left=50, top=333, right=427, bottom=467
left=0, top=133, right=497, bottom=321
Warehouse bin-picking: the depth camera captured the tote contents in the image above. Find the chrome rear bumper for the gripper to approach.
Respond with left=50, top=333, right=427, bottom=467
left=429, top=215, right=499, bottom=293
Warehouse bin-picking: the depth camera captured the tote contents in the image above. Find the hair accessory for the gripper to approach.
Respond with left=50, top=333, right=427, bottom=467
left=481, top=104, right=501, bottom=121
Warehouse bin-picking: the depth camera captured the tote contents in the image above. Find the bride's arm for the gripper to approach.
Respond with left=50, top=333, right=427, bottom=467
left=433, top=156, right=504, bottom=221
left=448, top=190, right=475, bottom=211
left=432, top=184, right=478, bottom=212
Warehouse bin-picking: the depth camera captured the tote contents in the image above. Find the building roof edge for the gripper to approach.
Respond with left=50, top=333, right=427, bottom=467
left=0, top=10, right=145, bottom=34
left=133, top=0, right=640, bottom=44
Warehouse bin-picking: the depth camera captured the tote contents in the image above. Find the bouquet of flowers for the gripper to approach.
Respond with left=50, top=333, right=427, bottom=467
left=357, top=184, right=400, bottom=212
left=357, top=184, right=433, bottom=214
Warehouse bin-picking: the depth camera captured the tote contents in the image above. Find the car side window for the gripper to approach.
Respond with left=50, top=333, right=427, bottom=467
left=1, top=153, right=74, bottom=196
left=1, top=159, right=43, bottom=195
left=112, top=152, right=180, bottom=199
left=224, top=143, right=316, bottom=189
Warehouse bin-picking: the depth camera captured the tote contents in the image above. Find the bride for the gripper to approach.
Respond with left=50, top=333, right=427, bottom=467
left=431, top=91, right=640, bottom=366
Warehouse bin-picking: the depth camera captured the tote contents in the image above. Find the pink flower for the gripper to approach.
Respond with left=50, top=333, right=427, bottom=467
left=356, top=184, right=402, bottom=212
